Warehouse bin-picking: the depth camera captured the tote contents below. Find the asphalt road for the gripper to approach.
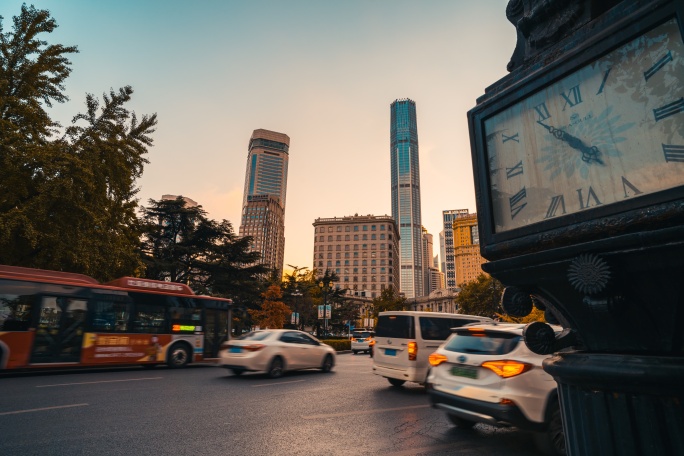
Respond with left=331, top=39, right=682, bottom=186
left=0, top=353, right=546, bottom=456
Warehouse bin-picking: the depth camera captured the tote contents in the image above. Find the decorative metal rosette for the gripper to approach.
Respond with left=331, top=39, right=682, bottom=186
left=523, top=322, right=556, bottom=355
left=567, top=253, right=611, bottom=296
left=501, top=286, right=533, bottom=317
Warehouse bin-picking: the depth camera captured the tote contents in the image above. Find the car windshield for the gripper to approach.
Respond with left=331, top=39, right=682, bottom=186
left=238, top=331, right=272, bottom=341
left=444, top=331, right=521, bottom=355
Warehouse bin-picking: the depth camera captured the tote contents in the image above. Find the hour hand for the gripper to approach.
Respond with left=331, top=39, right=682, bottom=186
left=537, top=121, right=604, bottom=165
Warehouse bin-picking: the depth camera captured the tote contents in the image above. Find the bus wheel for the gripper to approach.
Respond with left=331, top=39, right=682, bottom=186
left=167, top=343, right=191, bottom=368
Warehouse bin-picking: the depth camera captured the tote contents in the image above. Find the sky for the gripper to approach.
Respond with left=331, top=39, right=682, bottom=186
left=1, top=0, right=515, bottom=272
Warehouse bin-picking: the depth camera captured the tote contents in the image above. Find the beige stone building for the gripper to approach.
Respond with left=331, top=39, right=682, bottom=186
left=312, top=215, right=400, bottom=299
left=453, top=213, right=488, bottom=286
left=407, top=288, right=459, bottom=313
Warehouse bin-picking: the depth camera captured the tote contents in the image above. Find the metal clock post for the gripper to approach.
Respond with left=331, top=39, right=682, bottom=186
left=468, top=1, right=684, bottom=454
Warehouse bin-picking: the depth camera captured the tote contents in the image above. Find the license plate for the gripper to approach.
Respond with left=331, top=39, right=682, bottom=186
left=229, top=347, right=243, bottom=353
left=451, top=365, right=478, bottom=379
left=385, top=348, right=396, bottom=356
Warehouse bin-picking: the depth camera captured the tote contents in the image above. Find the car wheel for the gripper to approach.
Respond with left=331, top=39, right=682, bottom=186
left=535, top=399, right=566, bottom=455
left=352, top=350, right=358, bottom=355
left=321, top=354, right=334, bottom=373
left=387, top=378, right=405, bottom=387
left=231, top=368, right=245, bottom=376
left=447, top=414, right=476, bottom=429
left=167, top=343, right=191, bottom=368
left=268, top=357, right=284, bottom=379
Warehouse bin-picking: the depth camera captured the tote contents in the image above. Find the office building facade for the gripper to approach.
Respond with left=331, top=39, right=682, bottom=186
left=312, top=215, right=400, bottom=299
left=390, top=99, right=423, bottom=298
left=239, top=129, right=290, bottom=277
left=453, top=213, right=487, bottom=286
left=440, top=209, right=470, bottom=290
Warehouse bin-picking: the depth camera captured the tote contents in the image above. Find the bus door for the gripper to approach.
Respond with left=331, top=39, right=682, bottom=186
left=204, top=308, right=228, bottom=358
left=30, top=295, right=88, bottom=364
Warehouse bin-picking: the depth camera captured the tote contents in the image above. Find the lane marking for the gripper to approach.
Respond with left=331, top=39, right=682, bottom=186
left=252, top=380, right=305, bottom=387
left=36, top=377, right=163, bottom=388
left=0, top=403, right=89, bottom=416
left=302, top=404, right=430, bottom=419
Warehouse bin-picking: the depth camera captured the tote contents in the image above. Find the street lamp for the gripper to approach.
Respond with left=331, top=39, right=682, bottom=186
left=318, top=278, right=334, bottom=337
left=291, top=289, right=302, bottom=330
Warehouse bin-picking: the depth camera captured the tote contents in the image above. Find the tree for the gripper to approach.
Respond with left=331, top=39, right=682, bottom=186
left=0, top=5, right=156, bottom=280
left=248, top=285, right=291, bottom=329
left=371, top=286, right=407, bottom=317
left=456, top=274, right=505, bottom=318
left=139, top=197, right=267, bottom=302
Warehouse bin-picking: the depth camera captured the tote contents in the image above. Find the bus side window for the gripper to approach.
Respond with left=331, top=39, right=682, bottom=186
left=90, top=296, right=130, bottom=332
left=0, top=282, right=34, bottom=331
left=129, top=292, right=167, bottom=333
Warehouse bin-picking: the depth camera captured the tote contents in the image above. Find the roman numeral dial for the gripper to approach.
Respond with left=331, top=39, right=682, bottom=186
left=482, top=18, right=684, bottom=234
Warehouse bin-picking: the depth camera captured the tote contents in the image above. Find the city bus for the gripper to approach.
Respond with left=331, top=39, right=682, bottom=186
left=0, top=265, right=233, bottom=370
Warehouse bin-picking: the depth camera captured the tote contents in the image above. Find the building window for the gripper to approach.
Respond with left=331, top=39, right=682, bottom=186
left=345, top=235, right=350, bottom=241
left=354, top=235, right=359, bottom=241
left=363, top=225, right=368, bottom=231
left=328, top=236, right=333, bottom=242
left=354, top=226, right=359, bottom=231
left=345, top=226, right=350, bottom=232
left=372, top=225, right=376, bottom=231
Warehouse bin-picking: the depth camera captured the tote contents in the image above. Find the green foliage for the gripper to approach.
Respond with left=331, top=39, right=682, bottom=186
left=498, top=307, right=546, bottom=324
left=321, top=339, right=351, bottom=351
left=0, top=5, right=155, bottom=280
left=371, top=286, right=407, bottom=317
left=456, top=274, right=505, bottom=318
left=139, top=196, right=267, bottom=302
left=248, top=285, right=291, bottom=329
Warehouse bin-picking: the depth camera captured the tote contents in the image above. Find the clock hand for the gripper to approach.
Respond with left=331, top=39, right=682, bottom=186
left=537, top=121, right=604, bottom=165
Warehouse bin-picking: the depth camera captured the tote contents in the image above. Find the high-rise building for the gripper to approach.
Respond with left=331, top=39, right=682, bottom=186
left=239, top=129, right=290, bottom=277
left=312, top=215, right=400, bottom=299
left=422, top=227, right=434, bottom=296
left=453, top=213, right=487, bottom=286
left=441, top=209, right=470, bottom=290
left=390, top=99, right=423, bottom=299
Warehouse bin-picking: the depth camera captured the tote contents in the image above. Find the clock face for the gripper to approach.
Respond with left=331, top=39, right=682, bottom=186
left=485, top=18, right=684, bottom=233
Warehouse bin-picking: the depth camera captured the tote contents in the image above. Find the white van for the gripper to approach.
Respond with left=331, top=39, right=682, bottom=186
left=372, top=311, right=493, bottom=387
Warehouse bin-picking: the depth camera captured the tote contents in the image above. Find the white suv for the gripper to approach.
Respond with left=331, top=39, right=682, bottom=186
left=425, top=323, right=565, bottom=456
left=350, top=330, right=374, bottom=354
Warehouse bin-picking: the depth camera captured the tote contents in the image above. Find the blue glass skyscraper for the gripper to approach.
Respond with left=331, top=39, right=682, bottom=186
left=390, top=99, right=423, bottom=298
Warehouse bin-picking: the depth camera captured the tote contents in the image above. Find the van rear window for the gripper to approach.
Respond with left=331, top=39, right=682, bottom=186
left=376, top=315, right=414, bottom=339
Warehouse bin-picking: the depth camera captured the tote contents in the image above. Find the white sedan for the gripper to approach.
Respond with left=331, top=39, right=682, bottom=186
left=220, top=329, right=336, bottom=378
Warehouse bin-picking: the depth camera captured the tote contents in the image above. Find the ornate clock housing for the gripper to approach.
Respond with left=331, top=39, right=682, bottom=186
left=470, top=4, right=684, bottom=258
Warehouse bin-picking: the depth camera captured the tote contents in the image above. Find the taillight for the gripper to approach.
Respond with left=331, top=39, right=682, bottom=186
left=481, top=360, right=532, bottom=378
left=244, top=344, right=266, bottom=352
left=408, top=341, right=417, bottom=361
left=428, top=353, right=447, bottom=366
left=350, top=337, right=357, bottom=342
left=364, top=337, right=371, bottom=341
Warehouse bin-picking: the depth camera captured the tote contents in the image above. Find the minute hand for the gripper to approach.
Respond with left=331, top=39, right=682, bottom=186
left=537, top=121, right=604, bottom=165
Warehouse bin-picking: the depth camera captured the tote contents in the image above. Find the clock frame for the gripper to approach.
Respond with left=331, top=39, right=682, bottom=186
left=469, top=1, right=684, bottom=261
